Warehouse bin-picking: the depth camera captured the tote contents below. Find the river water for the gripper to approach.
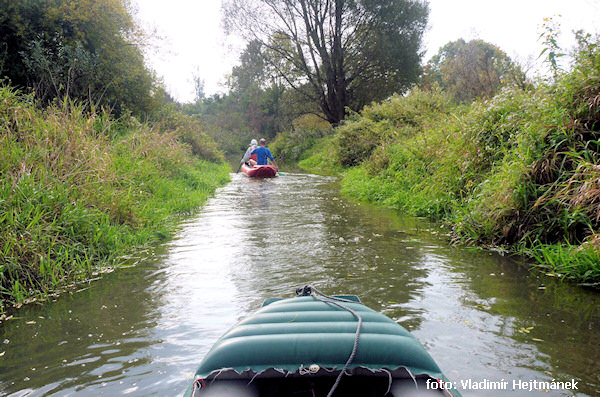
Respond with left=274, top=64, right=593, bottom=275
left=1, top=173, right=599, bottom=396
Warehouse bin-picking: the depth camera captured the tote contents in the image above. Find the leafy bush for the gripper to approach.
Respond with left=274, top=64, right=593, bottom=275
left=335, top=88, right=455, bottom=167
left=297, top=135, right=345, bottom=175
left=271, top=127, right=331, bottom=163
left=268, top=114, right=332, bottom=164
left=2, top=0, right=160, bottom=117
left=150, top=103, right=224, bottom=163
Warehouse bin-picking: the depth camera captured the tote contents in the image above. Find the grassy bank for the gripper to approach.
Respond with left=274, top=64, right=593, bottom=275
left=0, top=87, right=230, bottom=311
left=294, top=34, right=600, bottom=285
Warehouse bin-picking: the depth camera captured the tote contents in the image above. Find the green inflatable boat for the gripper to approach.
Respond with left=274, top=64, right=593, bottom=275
left=184, top=286, right=460, bottom=397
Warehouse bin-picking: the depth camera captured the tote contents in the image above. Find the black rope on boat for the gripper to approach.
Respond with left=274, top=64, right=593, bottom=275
left=297, top=285, right=363, bottom=397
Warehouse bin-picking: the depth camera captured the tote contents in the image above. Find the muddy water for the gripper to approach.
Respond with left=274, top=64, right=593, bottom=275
left=0, top=173, right=599, bottom=396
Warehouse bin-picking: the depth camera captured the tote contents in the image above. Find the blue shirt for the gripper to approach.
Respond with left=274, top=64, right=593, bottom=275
left=251, top=146, right=274, bottom=165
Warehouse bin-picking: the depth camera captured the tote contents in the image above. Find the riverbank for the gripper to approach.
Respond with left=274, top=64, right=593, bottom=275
left=0, top=87, right=230, bottom=312
left=278, top=33, right=600, bottom=286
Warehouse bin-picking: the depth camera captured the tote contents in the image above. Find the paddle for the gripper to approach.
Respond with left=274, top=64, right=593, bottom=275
left=236, top=159, right=243, bottom=173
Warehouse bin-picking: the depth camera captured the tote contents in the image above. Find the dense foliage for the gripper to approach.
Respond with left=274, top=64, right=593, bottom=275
left=0, top=0, right=161, bottom=117
left=299, top=32, right=600, bottom=284
left=269, top=115, right=331, bottom=163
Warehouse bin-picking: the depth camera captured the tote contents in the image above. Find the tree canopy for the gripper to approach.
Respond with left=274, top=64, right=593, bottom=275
left=223, top=0, right=429, bottom=125
left=0, top=0, right=159, bottom=117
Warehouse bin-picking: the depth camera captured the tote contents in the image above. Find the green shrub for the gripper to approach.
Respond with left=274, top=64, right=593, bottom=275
left=150, top=102, right=224, bottom=163
left=335, top=88, right=455, bottom=167
left=456, top=32, right=600, bottom=248
left=297, top=135, right=345, bottom=175
left=270, top=126, right=332, bottom=163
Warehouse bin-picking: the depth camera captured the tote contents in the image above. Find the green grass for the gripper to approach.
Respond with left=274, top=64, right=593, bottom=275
left=297, top=135, right=346, bottom=175
left=270, top=126, right=332, bottom=164
left=0, top=86, right=230, bottom=311
left=523, top=242, right=600, bottom=286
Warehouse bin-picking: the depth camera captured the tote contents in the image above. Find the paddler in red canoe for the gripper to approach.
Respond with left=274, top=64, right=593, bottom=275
left=241, top=139, right=258, bottom=166
left=251, top=138, right=278, bottom=170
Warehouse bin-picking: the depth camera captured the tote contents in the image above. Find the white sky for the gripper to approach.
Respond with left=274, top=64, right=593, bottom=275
left=133, top=0, right=600, bottom=103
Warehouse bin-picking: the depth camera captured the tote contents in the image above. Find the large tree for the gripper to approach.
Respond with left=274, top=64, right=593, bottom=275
left=223, top=0, right=429, bottom=125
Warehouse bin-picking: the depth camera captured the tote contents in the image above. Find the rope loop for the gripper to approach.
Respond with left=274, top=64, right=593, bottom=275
left=190, top=378, right=205, bottom=397
left=296, top=285, right=363, bottom=397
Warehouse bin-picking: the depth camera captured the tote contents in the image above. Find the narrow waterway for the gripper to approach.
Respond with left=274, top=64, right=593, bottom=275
left=1, top=173, right=599, bottom=396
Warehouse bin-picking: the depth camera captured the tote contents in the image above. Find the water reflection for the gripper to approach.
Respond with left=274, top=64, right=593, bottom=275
left=448, top=255, right=600, bottom=395
left=0, top=173, right=599, bottom=396
left=0, top=249, right=170, bottom=396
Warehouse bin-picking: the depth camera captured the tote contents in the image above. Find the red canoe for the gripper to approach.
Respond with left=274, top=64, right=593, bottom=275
left=241, top=163, right=278, bottom=178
